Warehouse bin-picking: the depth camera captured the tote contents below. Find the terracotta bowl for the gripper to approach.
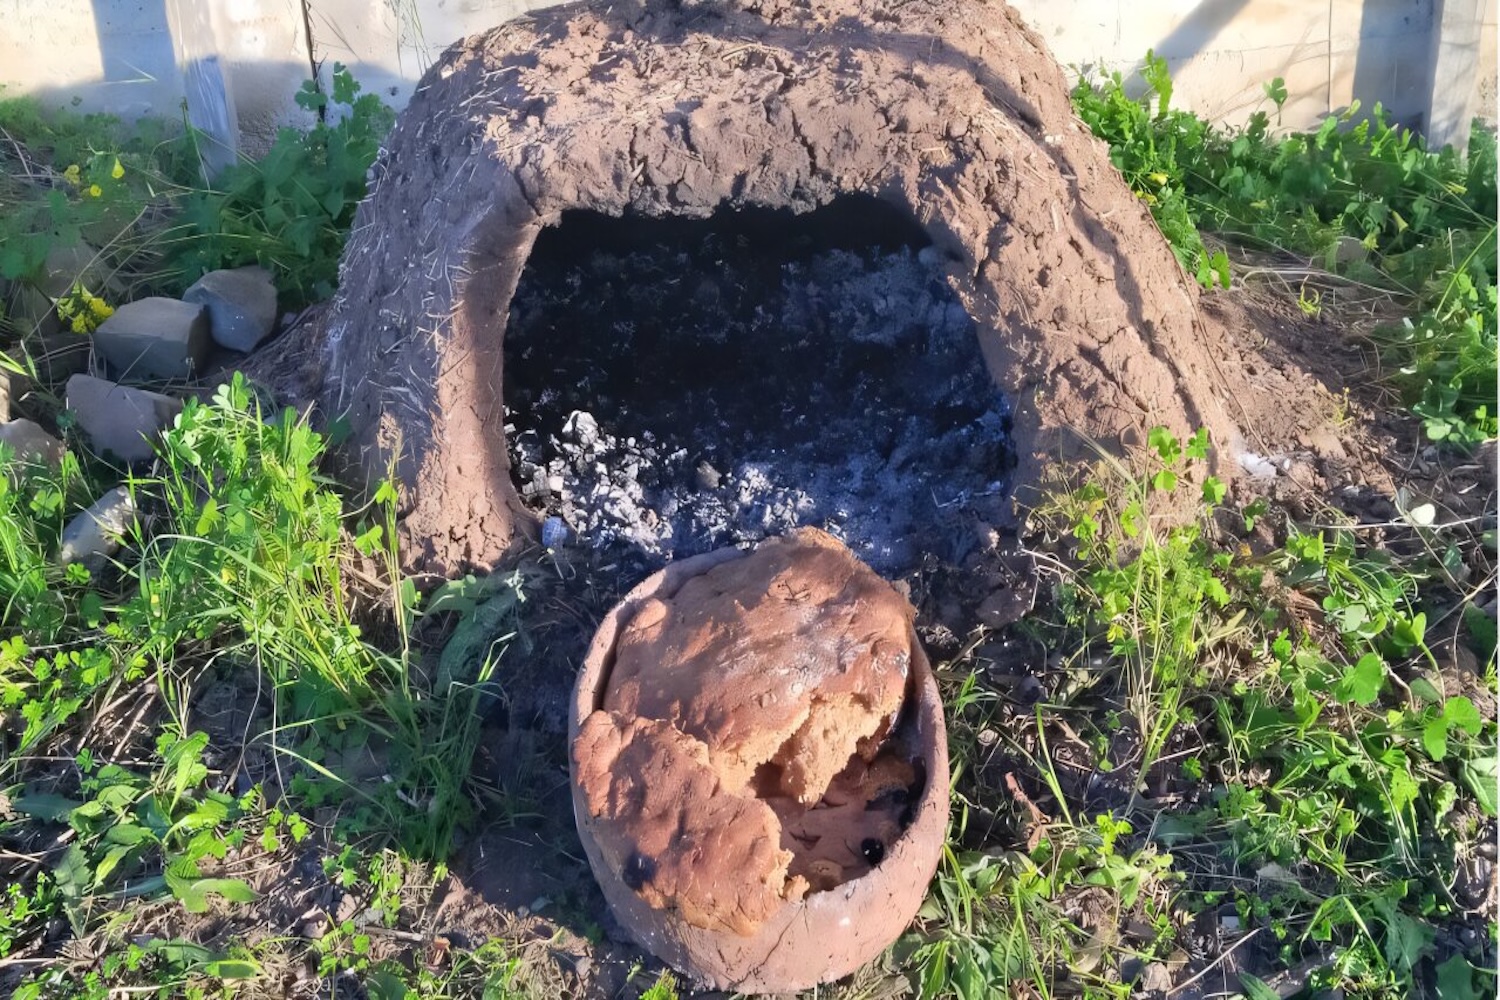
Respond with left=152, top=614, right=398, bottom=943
left=568, top=547, right=949, bottom=993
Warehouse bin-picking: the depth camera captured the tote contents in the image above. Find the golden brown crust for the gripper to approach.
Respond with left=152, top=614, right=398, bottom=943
left=605, top=528, right=913, bottom=803
left=574, top=529, right=919, bottom=937
left=572, top=711, right=801, bottom=936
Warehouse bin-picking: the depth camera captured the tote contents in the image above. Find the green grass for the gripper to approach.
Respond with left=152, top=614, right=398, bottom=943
left=0, top=63, right=391, bottom=317
left=1072, top=52, right=1498, bottom=443
left=0, top=376, right=520, bottom=997
left=921, top=428, right=1495, bottom=999
left=0, top=74, right=522, bottom=1000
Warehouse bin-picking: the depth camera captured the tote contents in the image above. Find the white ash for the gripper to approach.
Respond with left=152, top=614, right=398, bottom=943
left=504, top=235, right=1014, bottom=579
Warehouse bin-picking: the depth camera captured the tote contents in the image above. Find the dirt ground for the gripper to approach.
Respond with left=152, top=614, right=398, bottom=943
left=233, top=238, right=1497, bottom=999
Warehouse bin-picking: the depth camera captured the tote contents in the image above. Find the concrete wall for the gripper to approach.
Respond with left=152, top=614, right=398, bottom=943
left=1, top=0, right=1494, bottom=153
left=1035, top=1, right=1437, bottom=128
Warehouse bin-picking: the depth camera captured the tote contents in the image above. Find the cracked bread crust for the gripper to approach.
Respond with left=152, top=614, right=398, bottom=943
left=574, top=528, right=918, bottom=937
left=604, top=527, right=913, bottom=805
left=572, top=710, right=807, bottom=936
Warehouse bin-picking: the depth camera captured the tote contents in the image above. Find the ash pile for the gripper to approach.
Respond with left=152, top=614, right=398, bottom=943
left=503, top=206, right=1015, bottom=582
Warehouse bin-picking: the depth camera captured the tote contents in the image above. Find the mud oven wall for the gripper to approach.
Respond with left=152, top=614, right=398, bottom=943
left=319, top=0, right=1244, bottom=576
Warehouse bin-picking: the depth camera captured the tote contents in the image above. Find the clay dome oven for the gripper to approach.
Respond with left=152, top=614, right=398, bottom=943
left=319, top=0, right=1244, bottom=577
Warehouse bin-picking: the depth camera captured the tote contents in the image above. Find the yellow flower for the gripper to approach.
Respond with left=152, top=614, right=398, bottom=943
left=87, top=184, right=102, bottom=198
left=62, top=164, right=81, bottom=187
left=56, top=283, right=114, bottom=334
left=111, top=158, right=124, bottom=180
left=91, top=298, right=114, bottom=323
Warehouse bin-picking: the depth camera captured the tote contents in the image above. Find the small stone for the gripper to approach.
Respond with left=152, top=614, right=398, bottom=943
left=696, top=460, right=722, bottom=490
left=59, top=487, right=136, bottom=575
left=0, top=419, right=64, bottom=469
left=1139, top=962, right=1172, bottom=993
left=183, top=266, right=279, bottom=352
left=563, top=410, right=600, bottom=446
left=542, top=516, right=568, bottom=548
left=66, top=374, right=183, bottom=463
left=547, top=475, right=565, bottom=494
left=93, top=297, right=210, bottom=381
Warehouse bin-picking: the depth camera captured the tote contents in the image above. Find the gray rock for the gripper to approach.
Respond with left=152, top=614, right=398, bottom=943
left=66, top=374, right=182, bottom=463
left=93, top=297, right=210, bottom=381
left=183, top=266, right=278, bottom=352
left=541, top=516, right=569, bottom=548
left=59, top=487, right=136, bottom=575
left=0, top=419, right=65, bottom=470
left=36, top=244, right=122, bottom=300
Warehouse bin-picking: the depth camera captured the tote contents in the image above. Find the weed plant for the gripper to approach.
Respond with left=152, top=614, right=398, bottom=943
left=0, top=376, right=516, bottom=996
left=1073, top=54, right=1498, bottom=443
left=165, top=68, right=395, bottom=302
left=926, top=428, right=1496, bottom=998
left=910, top=674, right=1181, bottom=999
left=0, top=64, right=391, bottom=316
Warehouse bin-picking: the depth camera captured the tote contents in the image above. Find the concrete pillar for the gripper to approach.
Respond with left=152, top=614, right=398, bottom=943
left=1426, top=0, right=1487, bottom=149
